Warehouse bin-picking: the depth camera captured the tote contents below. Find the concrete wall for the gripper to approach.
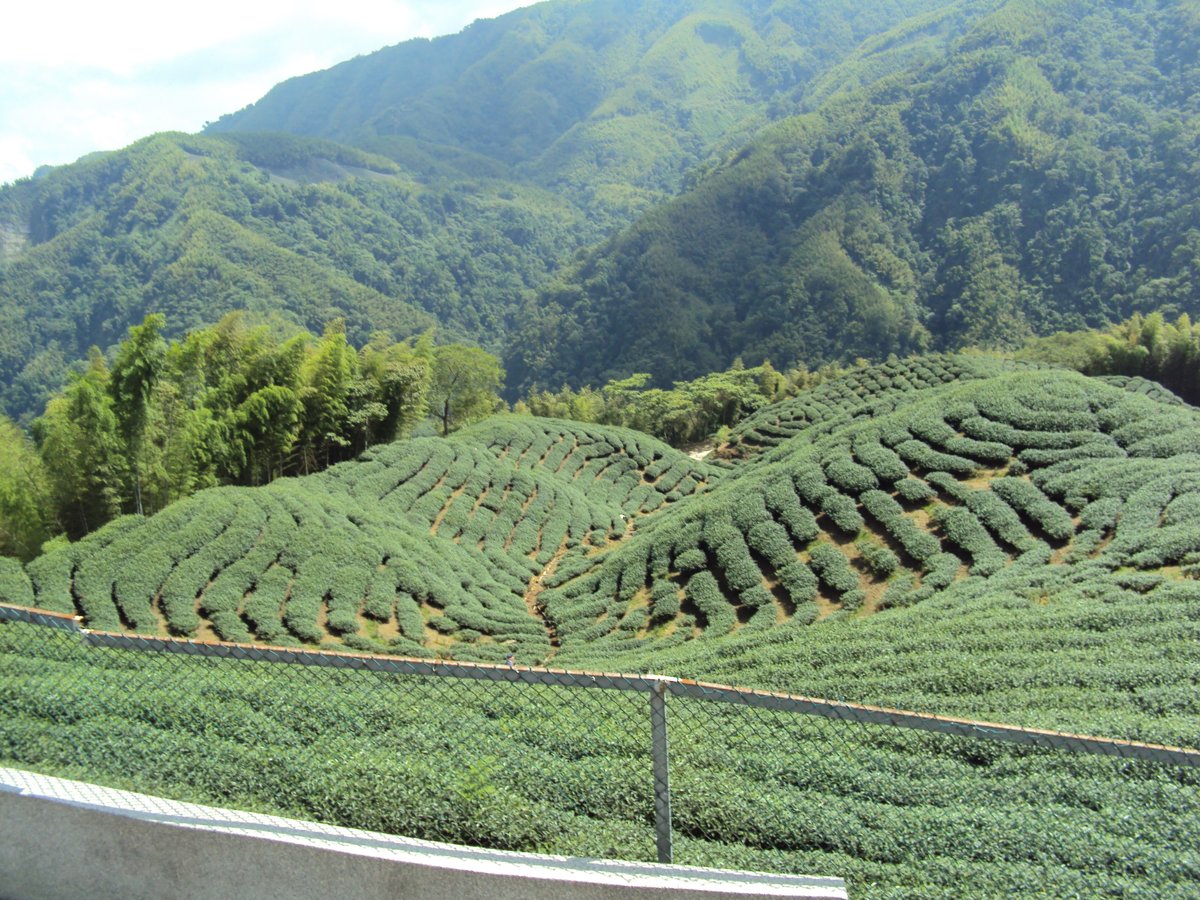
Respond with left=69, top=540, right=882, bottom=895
left=0, top=768, right=847, bottom=900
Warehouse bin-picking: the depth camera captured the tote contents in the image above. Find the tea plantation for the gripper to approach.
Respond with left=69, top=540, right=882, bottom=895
left=4, top=355, right=1200, bottom=685
left=3, top=354, right=1199, bottom=897
left=1, top=418, right=717, bottom=663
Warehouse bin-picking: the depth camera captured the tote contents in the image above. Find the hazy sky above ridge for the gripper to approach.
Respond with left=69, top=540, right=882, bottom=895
left=0, top=0, right=533, bottom=185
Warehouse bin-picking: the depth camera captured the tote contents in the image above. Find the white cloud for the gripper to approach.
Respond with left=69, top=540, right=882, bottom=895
left=0, top=0, right=534, bottom=185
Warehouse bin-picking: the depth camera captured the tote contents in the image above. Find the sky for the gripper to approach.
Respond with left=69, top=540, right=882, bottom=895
left=0, top=0, right=534, bottom=185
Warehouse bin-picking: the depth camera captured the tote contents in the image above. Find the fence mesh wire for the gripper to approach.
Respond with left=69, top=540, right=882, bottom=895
left=2, top=605, right=1198, bottom=898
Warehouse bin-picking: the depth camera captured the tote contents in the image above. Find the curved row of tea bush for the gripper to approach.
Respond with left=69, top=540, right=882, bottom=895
left=549, top=367, right=1200, bottom=656
left=12, top=416, right=717, bottom=662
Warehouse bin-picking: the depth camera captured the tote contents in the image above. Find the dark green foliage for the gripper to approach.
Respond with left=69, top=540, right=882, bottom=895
left=1020, top=313, right=1200, bottom=406
left=926, top=471, right=1033, bottom=552
left=896, top=439, right=979, bottom=477
left=516, top=1, right=1200, bottom=392
left=705, top=520, right=761, bottom=594
left=851, top=433, right=909, bottom=483
left=650, top=579, right=681, bottom=624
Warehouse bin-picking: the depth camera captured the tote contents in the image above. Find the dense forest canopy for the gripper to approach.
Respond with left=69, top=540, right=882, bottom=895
left=0, top=314, right=506, bottom=556
left=14, top=0, right=1197, bottom=417
left=0, top=132, right=583, bottom=418
left=506, top=0, right=1200, bottom=392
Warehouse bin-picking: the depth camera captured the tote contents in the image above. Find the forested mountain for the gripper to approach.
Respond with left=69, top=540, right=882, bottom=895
left=207, top=0, right=952, bottom=226
left=0, top=133, right=582, bottom=417
left=510, top=0, right=1200, bottom=390
left=2, top=0, right=1199, bottom=414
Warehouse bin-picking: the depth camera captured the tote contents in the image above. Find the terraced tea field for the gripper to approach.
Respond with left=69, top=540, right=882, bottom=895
left=561, top=364, right=1200, bottom=667
left=4, top=355, right=1200, bottom=681
left=4, top=354, right=1200, bottom=898
left=1, top=418, right=717, bottom=663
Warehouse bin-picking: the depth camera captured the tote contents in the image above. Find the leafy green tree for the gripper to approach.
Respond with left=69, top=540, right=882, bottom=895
left=297, top=321, right=358, bottom=472
left=230, top=386, right=304, bottom=485
left=0, top=416, right=53, bottom=560
left=429, top=345, right=504, bottom=436
left=357, top=332, right=434, bottom=448
left=109, top=314, right=167, bottom=515
left=33, top=351, right=125, bottom=538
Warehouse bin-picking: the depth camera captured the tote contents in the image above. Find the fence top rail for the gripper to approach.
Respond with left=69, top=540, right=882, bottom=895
left=3, top=601, right=1198, bottom=767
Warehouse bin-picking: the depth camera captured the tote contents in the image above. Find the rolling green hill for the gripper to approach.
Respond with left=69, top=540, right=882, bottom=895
left=6, top=356, right=1199, bottom=737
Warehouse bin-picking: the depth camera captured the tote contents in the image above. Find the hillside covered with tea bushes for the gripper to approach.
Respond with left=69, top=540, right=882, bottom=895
left=4, top=355, right=1199, bottom=737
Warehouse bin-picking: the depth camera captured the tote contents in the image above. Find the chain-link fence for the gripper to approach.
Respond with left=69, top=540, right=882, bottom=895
left=2, top=602, right=1198, bottom=898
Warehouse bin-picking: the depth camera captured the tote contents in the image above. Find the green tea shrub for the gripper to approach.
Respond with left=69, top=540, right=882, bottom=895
left=925, top=472, right=1032, bottom=551
left=764, top=480, right=819, bottom=543
left=777, top=561, right=818, bottom=606
left=896, top=439, right=977, bottom=477
left=991, top=478, right=1075, bottom=542
left=243, top=565, right=291, bottom=642
left=860, top=490, right=941, bottom=563
left=705, top=521, right=761, bottom=593
left=674, top=548, right=708, bottom=573
left=823, top=452, right=879, bottom=494
left=0, top=558, right=34, bottom=605
left=1018, top=439, right=1123, bottom=467
left=685, top=570, right=735, bottom=634
left=820, top=492, right=864, bottom=534
left=894, top=477, right=935, bottom=504
left=932, top=506, right=1007, bottom=576
left=852, top=434, right=909, bottom=482
left=856, top=538, right=899, bottom=579
left=923, top=552, right=961, bottom=590
left=650, top=579, right=681, bottom=623
left=747, top=521, right=797, bottom=571
left=808, top=543, right=858, bottom=597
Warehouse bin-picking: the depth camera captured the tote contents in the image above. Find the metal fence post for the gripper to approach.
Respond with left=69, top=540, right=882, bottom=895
left=649, top=678, right=672, bottom=864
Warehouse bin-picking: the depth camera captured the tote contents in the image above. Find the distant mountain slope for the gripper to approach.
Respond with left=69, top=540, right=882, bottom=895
left=510, top=0, right=1200, bottom=390
left=0, top=0, right=964, bottom=416
left=207, top=0, right=957, bottom=225
left=0, top=132, right=586, bottom=416
left=4, top=0, right=1199, bottom=418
